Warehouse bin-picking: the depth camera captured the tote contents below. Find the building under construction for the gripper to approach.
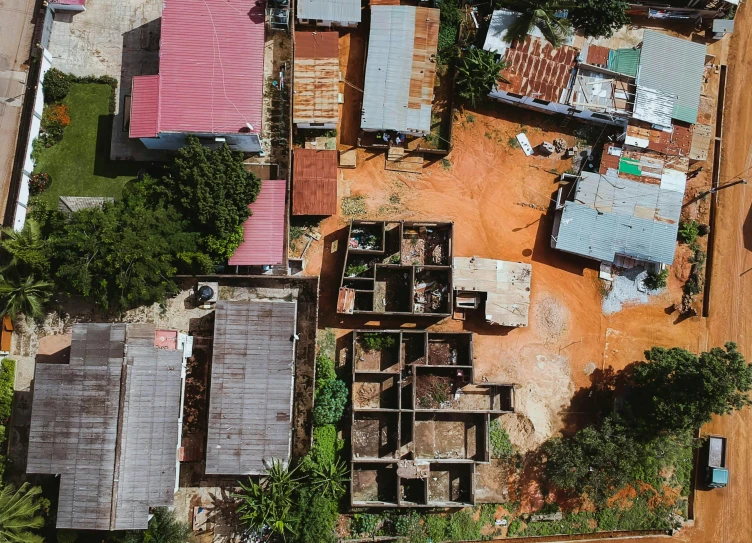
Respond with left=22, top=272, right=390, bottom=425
left=350, top=330, right=514, bottom=507
left=338, top=221, right=454, bottom=317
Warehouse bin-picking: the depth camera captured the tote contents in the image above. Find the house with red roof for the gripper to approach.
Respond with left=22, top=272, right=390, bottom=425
left=129, top=0, right=265, bottom=152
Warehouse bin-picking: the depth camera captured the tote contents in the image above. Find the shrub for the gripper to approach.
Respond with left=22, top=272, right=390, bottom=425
left=296, top=487, right=338, bottom=543
left=447, top=509, right=481, bottom=541
left=28, top=173, right=51, bottom=196
left=644, top=268, right=668, bottom=290
left=362, top=333, right=396, bottom=351
left=57, top=531, right=78, bottom=543
left=316, top=354, right=336, bottom=389
left=43, top=104, right=71, bottom=128
left=678, top=220, right=700, bottom=244
left=698, top=223, right=710, bottom=236
left=507, top=518, right=523, bottom=536
left=312, top=379, right=348, bottom=426
left=42, top=68, right=71, bottom=103
left=424, top=514, right=449, bottom=541
left=345, top=263, right=368, bottom=276
left=490, top=419, right=514, bottom=458
left=0, top=359, right=15, bottom=423
left=684, top=272, right=703, bottom=295
left=351, top=513, right=381, bottom=537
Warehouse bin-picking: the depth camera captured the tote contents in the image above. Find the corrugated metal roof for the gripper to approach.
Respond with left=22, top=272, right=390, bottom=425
left=633, top=85, right=675, bottom=127
left=205, top=300, right=297, bottom=475
left=28, top=324, right=182, bottom=531
left=586, top=45, right=611, bottom=66
left=58, top=196, right=114, bottom=214
left=635, top=30, right=706, bottom=124
left=482, top=9, right=574, bottom=56
left=292, top=148, right=338, bottom=215
left=361, top=6, right=439, bottom=134
left=294, top=32, right=339, bottom=126
left=607, top=48, right=640, bottom=77
left=297, top=0, right=361, bottom=23
left=626, top=121, right=692, bottom=156
left=129, top=75, right=159, bottom=138
left=555, top=171, right=683, bottom=264
left=228, top=180, right=287, bottom=266
left=133, top=0, right=265, bottom=136
left=496, top=35, right=579, bottom=103
left=50, top=0, right=86, bottom=5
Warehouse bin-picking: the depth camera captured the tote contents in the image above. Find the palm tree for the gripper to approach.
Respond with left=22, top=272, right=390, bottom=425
left=235, top=460, right=301, bottom=541
left=310, top=457, right=349, bottom=500
left=0, top=483, right=45, bottom=543
left=0, top=220, right=47, bottom=276
left=503, top=0, right=573, bottom=47
left=0, top=273, right=53, bottom=322
left=456, top=48, right=508, bottom=107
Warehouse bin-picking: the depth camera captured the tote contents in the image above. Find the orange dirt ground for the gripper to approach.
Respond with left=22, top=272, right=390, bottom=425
left=302, top=6, right=752, bottom=541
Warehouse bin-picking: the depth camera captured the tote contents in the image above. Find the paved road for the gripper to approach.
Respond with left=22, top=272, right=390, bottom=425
left=0, top=0, right=36, bottom=218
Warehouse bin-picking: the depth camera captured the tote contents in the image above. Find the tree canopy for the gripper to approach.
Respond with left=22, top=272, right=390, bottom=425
left=569, top=0, right=629, bottom=39
left=455, top=48, right=507, bottom=106
left=629, top=343, right=752, bottom=433
left=502, top=0, right=573, bottom=47
left=0, top=482, right=45, bottom=543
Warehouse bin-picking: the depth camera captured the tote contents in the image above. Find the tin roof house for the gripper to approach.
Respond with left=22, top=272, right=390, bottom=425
left=129, top=0, right=265, bottom=152
left=27, top=323, right=189, bottom=530
left=293, top=32, right=340, bottom=130
left=297, top=0, right=361, bottom=27
left=360, top=6, right=440, bottom=136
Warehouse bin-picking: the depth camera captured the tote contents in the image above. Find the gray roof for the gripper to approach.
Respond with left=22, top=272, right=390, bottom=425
left=635, top=30, right=706, bottom=125
left=361, top=6, right=437, bottom=134
left=58, top=197, right=114, bottom=214
left=297, top=0, right=361, bottom=23
left=205, top=300, right=297, bottom=475
left=554, top=171, right=684, bottom=265
left=482, top=9, right=574, bottom=56
left=28, top=324, right=182, bottom=531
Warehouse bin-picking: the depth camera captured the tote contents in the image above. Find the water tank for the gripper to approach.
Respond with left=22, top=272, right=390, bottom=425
left=197, top=285, right=214, bottom=303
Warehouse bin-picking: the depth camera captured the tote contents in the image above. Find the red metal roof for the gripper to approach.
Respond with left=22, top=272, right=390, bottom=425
left=292, top=149, right=338, bottom=215
left=228, top=180, right=287, bottom=266
left=497, top=36, right=579, bottom=103
left=586, top=45, right=611, bottom=67
left=129, top=75, right=160, bottom=138
left=131, top=0, right=264, bottom=137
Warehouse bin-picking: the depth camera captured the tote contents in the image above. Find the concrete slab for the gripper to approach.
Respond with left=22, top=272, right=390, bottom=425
left=0, top=0, right=35, bottom=219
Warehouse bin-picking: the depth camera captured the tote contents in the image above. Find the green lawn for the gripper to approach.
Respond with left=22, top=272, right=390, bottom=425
left=34, top=83, right=146, bottom=203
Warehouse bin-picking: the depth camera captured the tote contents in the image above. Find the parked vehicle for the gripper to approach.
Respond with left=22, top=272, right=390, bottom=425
left=704, top=435, right=728, bottom=489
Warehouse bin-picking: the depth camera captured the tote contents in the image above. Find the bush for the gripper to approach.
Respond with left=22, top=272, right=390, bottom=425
left=312, top=379, right=348, bottom=426
left=684, top=272, right=703, bottom=295
left=316, top=354, right=336, bottom=390
left=29, top=173, right=51, bottom=196
left=57, top=531, right=78, bottom=543
left=362, top=333, right=396, bottom=351
left=644, top=268, right=668, bottom=290
left=42, top=68, right=71, bottom=103
left=351, top=514, right=381, bottom=537
left=507, top=518, right=522, bottom=536
left=448, top=509, right=481, bottom=541
left=678, top=220, right=700, bottom=244
left=296, top=487, right=338, bottom=543
left=424, top=514, right=449, bottom=541
left=698, top=223, right=710, bottom=236
left=490, top=419, right=513, bottom=458
left=0, top=359, right=15, bottom=423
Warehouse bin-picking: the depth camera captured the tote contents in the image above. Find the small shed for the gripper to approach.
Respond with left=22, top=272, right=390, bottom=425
left=294, top=32, right=339, bottom=129
left=292, top=148, right=338, bottom=215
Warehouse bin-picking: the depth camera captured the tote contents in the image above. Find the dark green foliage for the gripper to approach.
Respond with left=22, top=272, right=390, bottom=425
left=310, top=456, right=349, bottom=499
left=154, top=136, right=261, bottom=260
left=0, top=359, right=15, bottom=482
left=630, top=343, right=752, bottom=433
left=42, top=68, right=71, bottom=103
left=502, top=0, right=573, bottom=47
left=121, top=508, right=190, bottom=543
left=316, top=354, right=337, bottom=392
left=678, top=219, right=700, bottom=244
left=698, top=223, right=710, bottom=236
left=424, top=514, right=449, bottom=541
left=437, top=0, right=462, bottom=66
left=350, top=514, right=381, bottom=537
left=644, top=268, right=668, bottom=290
left=302, top=425, right=344, bottom=471
left=456, top=48, right=506, bottom=106
left=569, top=0, right=629, bottom=38
left=544, top=417, right=643, bottom=503
left=45, top=196, right=210, bottom=311
left=490, top=419, right=514, bottom=458
left=1, top=220, right=49, bottom=276
left=295, top=486, right=338, bottom=543
left=312, top=379, right=348, bottom=426
left=0, top=273, right=53, bottom=322
left=362, top=333, right=396, bottom=351
left=684, top=272, right=703, bottom=295
left=57, top=530, right=79, bottom=543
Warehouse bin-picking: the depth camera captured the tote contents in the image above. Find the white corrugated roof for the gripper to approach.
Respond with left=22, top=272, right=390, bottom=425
left=297, top=0, right=361, bottom=23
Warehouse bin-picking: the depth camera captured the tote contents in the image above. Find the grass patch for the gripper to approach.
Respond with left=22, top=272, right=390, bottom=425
left=33, top=83, right=147, bottom=204
left=508, top=136, right=521, bottom=149
left=440, top=158, right=452, bottom=170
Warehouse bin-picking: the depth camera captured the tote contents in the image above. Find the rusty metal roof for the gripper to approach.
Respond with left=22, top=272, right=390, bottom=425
left=496, top=36, right=579, bottom=103
left=586, top=44, right=611, bottom=67
left=205, top=300, right=297, bottom=475
left=294, top=32, right=339, bottom=126
left=626, top=121, right=692, bottom=157
left=28, top=323, right=182, bottom=531
left=292, top=148, right=338, bottom=215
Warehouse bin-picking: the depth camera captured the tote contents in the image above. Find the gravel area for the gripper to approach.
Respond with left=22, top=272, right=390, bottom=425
left=602, top=267, right=663, bottom=315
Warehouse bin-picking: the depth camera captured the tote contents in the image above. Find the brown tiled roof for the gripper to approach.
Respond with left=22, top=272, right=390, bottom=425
left=293, top=148, right=338, bottom=215
left=497, top=36, right=579, bottom=103
left=586, top=45, right=611, bottom=67
left=294, top=32, right=339, bottom=126
left=627, top=121, right=692, bottom=157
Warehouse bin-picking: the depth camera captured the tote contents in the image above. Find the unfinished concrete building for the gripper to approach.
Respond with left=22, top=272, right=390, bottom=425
left=350, top=330, right=514, bottom=507
left=338, top=221, right=454, bottom=317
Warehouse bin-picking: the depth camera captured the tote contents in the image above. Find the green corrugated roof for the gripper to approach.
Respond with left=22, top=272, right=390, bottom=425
left=619, top=157, right=641, bottom=176
left=607, top=49, right=640, bottom=77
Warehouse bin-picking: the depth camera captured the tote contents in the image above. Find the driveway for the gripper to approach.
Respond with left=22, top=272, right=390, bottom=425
left=0, top=0, right=36, bottom=220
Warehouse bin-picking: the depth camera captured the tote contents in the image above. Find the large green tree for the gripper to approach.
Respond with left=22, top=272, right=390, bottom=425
left=0, top=482, right=45, bottom=543
left=503, top=0, right=573, bottom=47
left=570, top=0, right=629, bottom=39
left=121, top=508, right=190, bottom=543
left=0, top=274, right=53, bottom=322
left=155, top=136, right=261, bottom=260
left=456, top=48, right=507, bottom=106
left=629, top=343, right=752, bottom=433
left=47, top=196, right=211, bottom=311
left=0, top=220, right=48, bottom=276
